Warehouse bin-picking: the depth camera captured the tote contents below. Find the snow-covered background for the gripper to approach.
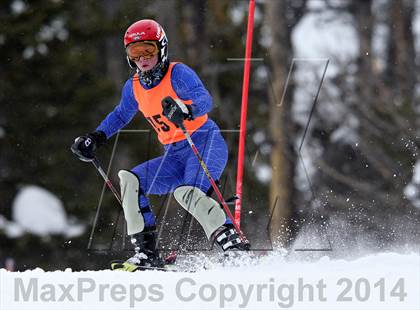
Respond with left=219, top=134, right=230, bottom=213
left=0, top=185, right=84, bottom=239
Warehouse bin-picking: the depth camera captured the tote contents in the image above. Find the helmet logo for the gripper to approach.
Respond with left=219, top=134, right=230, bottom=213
left=130, top=32, right=146, bottom=41
left=160, top=35, right=168, bottom=62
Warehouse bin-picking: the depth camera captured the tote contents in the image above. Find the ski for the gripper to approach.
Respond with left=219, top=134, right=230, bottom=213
left=110, top=251, right=180, bottom=272
left=110, top=261, right=179, bottom=272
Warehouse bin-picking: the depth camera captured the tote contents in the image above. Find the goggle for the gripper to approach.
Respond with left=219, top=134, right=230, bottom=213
left=126, top=41, right=159, bottom=61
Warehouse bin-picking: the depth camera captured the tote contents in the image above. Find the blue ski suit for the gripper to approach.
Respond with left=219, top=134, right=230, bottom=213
left=96, top=63, right=230, bottom=228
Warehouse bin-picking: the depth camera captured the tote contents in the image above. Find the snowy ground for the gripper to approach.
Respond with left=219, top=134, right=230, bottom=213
left=1, top=252, right=418, bottom=310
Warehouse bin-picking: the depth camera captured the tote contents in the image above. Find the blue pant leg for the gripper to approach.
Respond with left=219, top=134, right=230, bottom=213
left=183, top=129, right=232, bottom=225
left=131, top=148, right=185, bottom=227
left=184, top=129, right=228, bottom=191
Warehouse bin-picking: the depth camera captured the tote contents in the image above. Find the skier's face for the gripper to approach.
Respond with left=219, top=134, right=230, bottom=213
left=126, top=41, right=160, bottom=72
left=134, top=54, right=159, bottom=72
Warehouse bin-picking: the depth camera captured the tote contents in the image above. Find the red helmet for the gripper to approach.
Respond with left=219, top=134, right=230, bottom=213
left=124, top=19, right=168, bottom=68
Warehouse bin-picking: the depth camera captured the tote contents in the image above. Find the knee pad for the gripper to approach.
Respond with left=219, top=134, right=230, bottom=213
left=118, top=170, right=145, bottom=235
left=174, top=185, right=226, bottom=239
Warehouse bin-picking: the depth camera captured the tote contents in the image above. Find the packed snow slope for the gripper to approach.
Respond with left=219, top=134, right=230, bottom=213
left=1, top=252, right=418, bottom=310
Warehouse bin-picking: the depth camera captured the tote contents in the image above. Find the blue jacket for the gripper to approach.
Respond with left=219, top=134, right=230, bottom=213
left=96, top=63, right=213, bottom=139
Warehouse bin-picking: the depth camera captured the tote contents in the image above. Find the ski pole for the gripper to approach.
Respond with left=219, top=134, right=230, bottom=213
left=91, top=157, right=122, bottom=205
left=179, top=123, right=250, bottom=245
left=87, top=157, right=123, bottom=250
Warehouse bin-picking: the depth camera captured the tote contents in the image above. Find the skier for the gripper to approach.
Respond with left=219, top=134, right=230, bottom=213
left=71, top=19, right=248, bottom=270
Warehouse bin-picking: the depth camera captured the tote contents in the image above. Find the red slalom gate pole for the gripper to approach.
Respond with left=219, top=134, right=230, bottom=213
left=235, top=0, right=256, bottom=228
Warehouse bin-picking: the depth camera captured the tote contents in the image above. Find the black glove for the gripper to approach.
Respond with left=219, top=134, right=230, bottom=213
left=71, top=131, right=106, bottom=162
left=161, top=96, right=193, bottom=126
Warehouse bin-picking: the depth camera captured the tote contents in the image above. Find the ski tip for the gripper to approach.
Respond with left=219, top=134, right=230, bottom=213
left=164, top=251, right=177, bottom=264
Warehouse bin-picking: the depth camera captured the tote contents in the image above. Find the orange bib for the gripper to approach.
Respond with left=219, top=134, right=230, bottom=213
left=132, top=63, right=208, bottom=144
